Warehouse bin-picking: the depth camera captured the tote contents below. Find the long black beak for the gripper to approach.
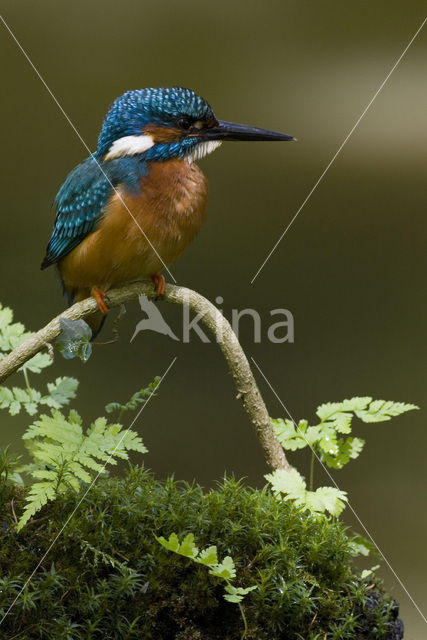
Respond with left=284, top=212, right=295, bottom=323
left=201, top=120, right=295, bottom=142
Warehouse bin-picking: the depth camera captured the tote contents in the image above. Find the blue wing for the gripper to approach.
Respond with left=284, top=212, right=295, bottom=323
left=41, top=156, right=113, bottom=268
left=42, top=154, right=149, bottom=269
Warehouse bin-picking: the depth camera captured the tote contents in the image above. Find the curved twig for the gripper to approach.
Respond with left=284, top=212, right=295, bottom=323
left=0, top=282, right=289, bottom=471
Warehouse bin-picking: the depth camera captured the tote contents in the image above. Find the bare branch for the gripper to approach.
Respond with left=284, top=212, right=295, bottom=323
left=0, top=282, right=289, bottom=471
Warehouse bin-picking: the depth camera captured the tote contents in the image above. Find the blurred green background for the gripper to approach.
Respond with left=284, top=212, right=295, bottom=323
left=1, top=1, right=426, bottom=636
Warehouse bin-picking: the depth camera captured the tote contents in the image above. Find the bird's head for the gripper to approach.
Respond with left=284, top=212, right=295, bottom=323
left=96, top=87, right=295, bottom=163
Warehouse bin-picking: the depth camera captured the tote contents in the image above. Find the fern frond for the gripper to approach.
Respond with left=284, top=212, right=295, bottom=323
left=0, top=377, right=78, bottom=417
left=18, top=481, right=57, bottom=529
left=0, top=386, right=40, bottom=416
left=21, top=352, right=52, bottom=374
left=105, top=377, right=160, bottom=417
left=17, top=409, right=147, bottom=530
left=41, top=377, right=79, bottom=409
left=23, top=409, right=83, bottom=446
left=0, top=303, right=32, bottom=355
left=273, top=396, right=418, bottom=472
left=272, top=418, right=308, bottom=450
left=156, top=532, right=256, bottom=610
left=265, top=468, right=348, bottom=517
left=0, top=303, right=52, bottom=373
left=355, top=399, right=418, bottom=422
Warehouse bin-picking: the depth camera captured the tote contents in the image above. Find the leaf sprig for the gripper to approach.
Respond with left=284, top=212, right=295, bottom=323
left=267, top=397, right=418, bottom=518
left=0, top=377, right=78, bottom=416
left=17, top=409, right=147, bottom=530
left=273, top=397, right=418, bottom=470
left=0, top=303, right=79, bottom=417
left=265, top=468, right=348, bottom=516
left=157, top=532, right=257, bottom=637
left=0, top=303, right=52, bottom=373
left=105, top=377, right=160, bottom=420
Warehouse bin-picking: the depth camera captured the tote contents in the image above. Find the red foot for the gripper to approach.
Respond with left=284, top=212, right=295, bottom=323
left=151, top=274, right=165, bottom=297
left=91, top=287, right=109, bottom=315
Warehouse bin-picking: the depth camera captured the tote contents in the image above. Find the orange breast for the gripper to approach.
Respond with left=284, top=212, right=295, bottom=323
left=59, top=159, right=208, bottom=294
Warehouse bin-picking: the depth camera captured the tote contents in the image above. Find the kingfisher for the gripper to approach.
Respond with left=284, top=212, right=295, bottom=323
left=42, top=87, right=294, bottom=336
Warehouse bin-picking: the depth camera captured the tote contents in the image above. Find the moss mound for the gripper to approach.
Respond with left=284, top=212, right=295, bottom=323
left=0, top=467, right=402, bottom=639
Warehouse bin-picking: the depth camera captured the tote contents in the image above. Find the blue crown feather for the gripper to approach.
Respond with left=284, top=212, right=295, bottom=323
left=96, top=87, right=214, bottom=157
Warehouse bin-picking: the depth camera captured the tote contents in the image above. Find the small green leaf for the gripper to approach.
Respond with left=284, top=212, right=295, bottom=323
left=0, top=386, right=43, bottom=416
left=197, top=545, right=218, bottom=566
left=223, top=584, right=257, bottom=603
left=331, top=412, right=353, bottom=434
left=273, top=418, right=308, bottom=450
left=21, top=351, right=52, bottom=374
left=17, top=482, right=56, bottom=531
left=156, top=533, right=180, bottom=553
left=0, top=304, right=32, bottom=353
left=349, top=535, right=378, bottom=557
left=304, top=425, right=322, bottom=446
left=224, top=593, right=244, bottom=603
left=210, top=556, right=236, bottom=580
left=0, top=305, right=13, bottom=331
left=43, top=377, right=79, bottom=408
left=361, top=565, right=380, bottom=579
left=13, top=387, right=30, bottom=403
left=265, top=468, right=307, bottom=502
left=0, top=387, right=13, bottom=408
left=356, top=400, right=418, bottom=423
left=9, top=401, right=21, bottom=416
left=341, top=397, right=372, bottom=411
left=223, top=584, right=244, bottom=603
left=178, top=533, right=199, bottom=559
left=266, top=470, right=347, bottom=516
left=156, top=532, right=204, bottom=561
left=318, top=427, right=339, bottom=456
left=309, top=486, right=348, bottom=517
left=316, top=402, right=343, bottom=421
left=321, top=436, right=365, bottom=469
left=346, top=437, right=365, bottom=459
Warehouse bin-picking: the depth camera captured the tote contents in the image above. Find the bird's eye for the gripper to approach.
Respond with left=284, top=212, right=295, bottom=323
left=177, top=117, right=192, bottom=130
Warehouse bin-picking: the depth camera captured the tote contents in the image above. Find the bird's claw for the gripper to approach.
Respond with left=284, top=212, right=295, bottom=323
left=151, top=274, right=165, bottom=299
left=91, top=287, right=109, bottom=314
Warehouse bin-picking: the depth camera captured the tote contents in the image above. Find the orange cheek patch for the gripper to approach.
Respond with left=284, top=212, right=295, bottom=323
left=144, top=124, right=182, bottom=143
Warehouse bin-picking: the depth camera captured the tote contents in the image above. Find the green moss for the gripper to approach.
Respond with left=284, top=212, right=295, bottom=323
left=0, top=466, right=402, bottom=639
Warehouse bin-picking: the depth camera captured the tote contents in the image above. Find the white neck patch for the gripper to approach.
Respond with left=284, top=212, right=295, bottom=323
left=104, top=134, right=155, bottom=161
left=186, top=140, right=222, bottom=163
